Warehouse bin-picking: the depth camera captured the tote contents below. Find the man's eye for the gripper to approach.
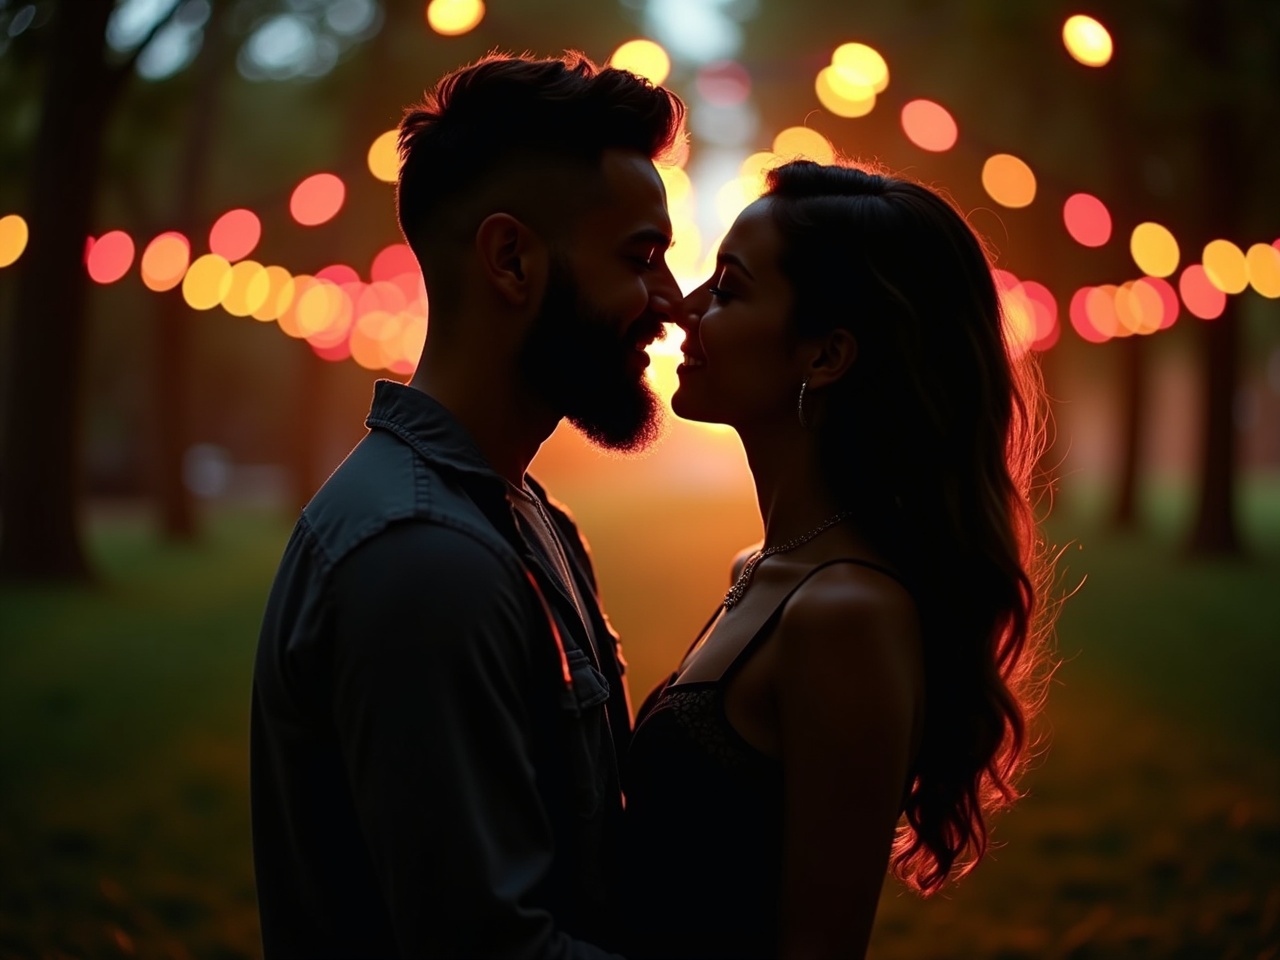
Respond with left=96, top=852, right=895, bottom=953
left=708, top=286, right=733, bottom=303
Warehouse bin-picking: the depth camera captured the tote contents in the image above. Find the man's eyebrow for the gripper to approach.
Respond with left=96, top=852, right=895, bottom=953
left=625, top=228, right=672, bottom=250
left=716, top=253, right=755, bottom=280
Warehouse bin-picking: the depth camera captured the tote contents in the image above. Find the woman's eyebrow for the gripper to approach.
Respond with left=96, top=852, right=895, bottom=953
left=715, top=253, right=755, bottom=280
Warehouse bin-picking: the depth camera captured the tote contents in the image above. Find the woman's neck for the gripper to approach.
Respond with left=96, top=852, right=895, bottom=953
left=738, top=421, right=845, bottom=549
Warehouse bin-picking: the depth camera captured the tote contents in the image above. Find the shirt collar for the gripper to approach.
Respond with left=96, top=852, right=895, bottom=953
left=365, top=379, right=505, bottom=485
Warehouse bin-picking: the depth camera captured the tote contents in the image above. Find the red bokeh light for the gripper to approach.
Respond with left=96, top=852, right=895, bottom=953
left=86, top=230, right=135, bottom=284
left=290, top=173, right=346, bottom=226
left=209, top=208, right=262, bottom=262
left=1179, top=264, right=1226, bottom=320
left=1062, top=193, right=1112, bottom=247
left=900, top=99, right=958, bottom=152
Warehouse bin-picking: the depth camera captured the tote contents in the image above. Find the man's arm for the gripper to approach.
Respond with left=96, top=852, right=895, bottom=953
left=329, top=520, right=621, bottom=959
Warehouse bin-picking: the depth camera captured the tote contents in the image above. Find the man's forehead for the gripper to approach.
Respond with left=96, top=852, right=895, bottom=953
left=585, top=149, right=672, bottom=239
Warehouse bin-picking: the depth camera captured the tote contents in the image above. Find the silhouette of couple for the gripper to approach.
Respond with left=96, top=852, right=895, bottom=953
left=251, top=52, right=1055, bottom=960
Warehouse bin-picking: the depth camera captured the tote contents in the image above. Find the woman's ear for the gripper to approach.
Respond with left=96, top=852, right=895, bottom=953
left=805, top=328, right=858, bottom=390
left=474, top=213, right=547, bottom=308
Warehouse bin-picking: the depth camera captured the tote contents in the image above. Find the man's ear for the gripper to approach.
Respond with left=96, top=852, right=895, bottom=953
left=804, top=328, right=858, bottom=390
left=474, top=213, right=546, bottom=308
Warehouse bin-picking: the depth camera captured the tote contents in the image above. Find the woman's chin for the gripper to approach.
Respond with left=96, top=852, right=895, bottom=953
left=670, top=391, right=724, bottom=427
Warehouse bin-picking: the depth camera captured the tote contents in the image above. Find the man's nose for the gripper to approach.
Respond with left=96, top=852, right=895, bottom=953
left=646, top=263, right=683, bottom=321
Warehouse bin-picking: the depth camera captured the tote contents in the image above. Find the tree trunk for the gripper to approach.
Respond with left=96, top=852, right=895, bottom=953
left=1112, top=333, right=1146, bottom=528
left=0, top=0, right=116, bottom=581
left=1186, top=0, right=1243, bottom=557
left=152, top=0, right=231, bottom=542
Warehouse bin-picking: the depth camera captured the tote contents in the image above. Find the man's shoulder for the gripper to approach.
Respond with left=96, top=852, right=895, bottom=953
left=301, top=430, right=511, bottom=573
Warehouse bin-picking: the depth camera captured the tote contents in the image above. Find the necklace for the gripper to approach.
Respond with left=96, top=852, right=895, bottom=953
left=723, top=510, right=854, bottom=609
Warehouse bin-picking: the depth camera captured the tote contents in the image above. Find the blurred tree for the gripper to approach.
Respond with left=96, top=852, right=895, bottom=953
left=0, top=0, right=184, bottom=581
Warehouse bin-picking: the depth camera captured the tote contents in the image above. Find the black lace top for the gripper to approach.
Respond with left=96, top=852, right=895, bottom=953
left=620, top=559, right=907, bottom=959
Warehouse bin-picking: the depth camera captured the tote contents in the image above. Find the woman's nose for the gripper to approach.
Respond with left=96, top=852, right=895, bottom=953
left=677, top=287, right=711, bottom=331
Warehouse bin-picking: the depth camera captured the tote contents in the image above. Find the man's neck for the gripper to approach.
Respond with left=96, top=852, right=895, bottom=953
left=410, top=353, right=558, bottom=485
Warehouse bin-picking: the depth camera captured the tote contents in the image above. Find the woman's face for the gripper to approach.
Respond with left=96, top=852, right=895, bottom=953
left=672, top=199, right=805, bottom=428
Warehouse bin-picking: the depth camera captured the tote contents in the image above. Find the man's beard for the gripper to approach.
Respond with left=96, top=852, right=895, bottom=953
left=518, top=261, right=663, bottom=453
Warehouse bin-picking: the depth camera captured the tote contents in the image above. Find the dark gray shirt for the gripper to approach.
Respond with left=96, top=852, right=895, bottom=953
left=251, top=381, right=630, bottom=958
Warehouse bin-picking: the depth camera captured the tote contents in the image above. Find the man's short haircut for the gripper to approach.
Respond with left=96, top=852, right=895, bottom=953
left=396, top=52, right=685, bottom=302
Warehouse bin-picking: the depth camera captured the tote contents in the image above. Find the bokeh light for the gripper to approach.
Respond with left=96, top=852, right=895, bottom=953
left=1063, top=14, right=1113, bottom=67
left=251, top=266, right=297, bottom=322
left=1070, top=287, right=1110, bottom=344
left=1115, top=279, right=1164, bottom=335
left=771, top=126, right=835, bottom=164
left=1062, top=193, right=1112, bottom=247
left=696, top=61, right=751, bottom=106
left=981, top=154, right=1037, bottom=208
left=426, top=0, right=485, bottom=36
left=1147, top=276, right=1180, bottom=330
left=209, top=208, right=261, bottom=262
left=1130, top=222, right=1179, bottom=278
left=831, top=42, right=889, bottom=93
left=221, top=260, right=270, bottom=317
left=0, top=214, right=29, bottom=267
left=815, top=65, right=876, bottom=118
left=1179, top=264, right=1227, bottom=320
left=140, top=231, right=190, bottom=292
left=367, top=129, right=400, bottom=183
left=1085, top=284, right=1121, bottom=339
left=182, top=253, right=233, bottom=310
left=1201, top=239, right=1248, bottom=294
left=1245, top=242, right=1280, bottom=298
left=290, top=173, right=346, bottom=226
left=900, top=100, right=957, bottom=152
left=716, top=177, right=762, bottom=228
left=609, top=39, right=671, bottom=85
left=86, top=230, right=135, bottom=284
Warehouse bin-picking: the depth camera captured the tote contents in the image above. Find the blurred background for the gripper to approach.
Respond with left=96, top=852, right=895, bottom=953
left=1, top=0, right=1278, bottom=957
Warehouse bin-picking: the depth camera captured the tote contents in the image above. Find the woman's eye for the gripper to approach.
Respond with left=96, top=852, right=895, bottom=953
left=708, top=286, right=733, bottom=303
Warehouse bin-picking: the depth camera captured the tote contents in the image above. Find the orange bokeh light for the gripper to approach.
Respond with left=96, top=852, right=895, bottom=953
left=0, top=214, right=29, bottom=268
left=140, top=231, right=191, bottom=292
left=900, top=100, right=957, bottom=152
left=981, top=154, right=1037, bottom=208
left=209, top=208, right=261, bottom=262
left=290, top=173, right=346, bottom=226
left=86, top=230, right=135, bottom=284
left=1062, top=193, right=1111, bottom=247
left=426, top=0, right=485, bottom=36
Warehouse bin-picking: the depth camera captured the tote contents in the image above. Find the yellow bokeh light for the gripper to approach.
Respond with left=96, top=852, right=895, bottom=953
left=277, top=275, right=315, bottom=337
left=1063, top=14, right=1113, bottom=67
left=815, top=66, right=876, bottom=118
left=772, top=126, right=835, bottom=165
left=609, top=39, right=671, bottom=86
left=739, top=151, right=778, bottom=195
left=1201, top=239, right=1248, bottom=294
left=251, top=266, right=296, bottom=322
left=831, top=42, right=889, bottom=93
left=981, top=154, right=1037, bottom=208
left=657, top=164, right=693, bottom=216
left=351, top=309, right=395, bottom=370
left=1245, top=242, right=1280, bottom=298
left=0, top=214, right=29, bottom=268
left=426, top=0, right=485, bottom=36
left=182, top=254, right=232, bottom=311
left=1129, top=222, right=1180, bottom=278
left=367, top=129, right=400, bottom=183
left=221, top=260, right=269, bottom=317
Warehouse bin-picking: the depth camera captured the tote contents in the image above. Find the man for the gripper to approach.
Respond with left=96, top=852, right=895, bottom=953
left=250, top=53, right=685, bottom=958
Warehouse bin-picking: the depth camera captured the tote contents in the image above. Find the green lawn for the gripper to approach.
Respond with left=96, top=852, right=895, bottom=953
left=0, top=481, right=1277, bottom=959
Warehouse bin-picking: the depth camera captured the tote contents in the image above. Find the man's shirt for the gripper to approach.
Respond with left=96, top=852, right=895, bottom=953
left=250, top=380, right=631, bottom=959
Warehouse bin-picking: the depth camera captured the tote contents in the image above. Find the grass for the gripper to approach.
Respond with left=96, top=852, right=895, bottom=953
left=0, top=479, right=1277, bottom=959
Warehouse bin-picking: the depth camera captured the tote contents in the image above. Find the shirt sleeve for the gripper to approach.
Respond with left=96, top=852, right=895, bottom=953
left=328, top=519, right=621, bottom=959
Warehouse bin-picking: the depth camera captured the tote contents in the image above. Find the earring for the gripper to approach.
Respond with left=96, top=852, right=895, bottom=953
left=797, top=377, right=810, bottom=429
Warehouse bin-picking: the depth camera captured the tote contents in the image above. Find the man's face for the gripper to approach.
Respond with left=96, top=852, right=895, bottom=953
left=519, top=149, right=680, bottom=452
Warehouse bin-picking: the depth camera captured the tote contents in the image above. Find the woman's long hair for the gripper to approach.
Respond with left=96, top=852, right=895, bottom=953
left=764, top=160, right=1057, bottom=894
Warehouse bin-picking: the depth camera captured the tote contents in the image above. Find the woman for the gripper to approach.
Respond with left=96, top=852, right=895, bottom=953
left=620, top=160, right=1056, bottom=959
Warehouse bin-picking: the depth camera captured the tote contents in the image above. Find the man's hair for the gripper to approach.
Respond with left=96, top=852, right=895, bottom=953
left=396, top=52, right=685, bottom=301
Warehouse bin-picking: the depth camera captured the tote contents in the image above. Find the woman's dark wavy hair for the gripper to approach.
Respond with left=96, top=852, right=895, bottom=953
left=763, top=160, right=1057, bottom=894
left=396, top=52, right=684, bottom=285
